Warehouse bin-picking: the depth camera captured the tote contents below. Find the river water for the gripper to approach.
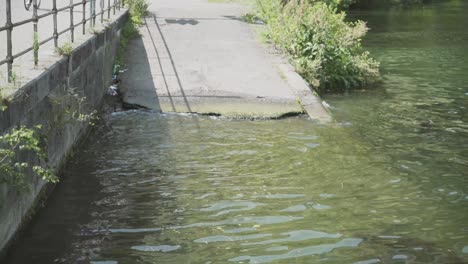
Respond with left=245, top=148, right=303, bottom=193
left=5, top=1, right=468, bottom=263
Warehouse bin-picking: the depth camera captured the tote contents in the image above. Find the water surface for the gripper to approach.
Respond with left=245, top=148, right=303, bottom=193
left=5, top=1, right=468, bottom=263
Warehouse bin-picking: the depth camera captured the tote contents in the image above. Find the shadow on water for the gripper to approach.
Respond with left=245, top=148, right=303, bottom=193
left=2, top=129, right=106, bottom=263
left=4, top=111, right=177, bottom=264
left=2, top=110, right=467, bottom=263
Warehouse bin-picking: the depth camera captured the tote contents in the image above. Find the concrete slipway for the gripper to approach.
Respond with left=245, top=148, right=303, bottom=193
left=122, top=0, right=331, bottom=122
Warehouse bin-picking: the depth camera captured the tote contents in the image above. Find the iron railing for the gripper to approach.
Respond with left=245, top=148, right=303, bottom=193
left=0, top=0, right=125, bottom=82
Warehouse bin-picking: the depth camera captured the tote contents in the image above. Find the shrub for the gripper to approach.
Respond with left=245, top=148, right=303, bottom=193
left=115, top=0, right=149, bottom=65
left=257, top=0, right=380, bottom=91
left=0, top=125, right=57, bottom=191
left=126, top=0, right=149, bottom=26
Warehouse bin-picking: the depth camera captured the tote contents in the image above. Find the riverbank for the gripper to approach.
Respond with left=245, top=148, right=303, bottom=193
left=120, top=0, right=331, bottom=122
left=3, top=1, right=468, bottom=263
left=0, top=10, right=129, bottom=256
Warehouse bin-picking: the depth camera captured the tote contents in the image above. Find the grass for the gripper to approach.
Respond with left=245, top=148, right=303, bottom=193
left=56, top=42, right=73, bottom=56
left=88, top=26, right=103, bottom=35
left=115, top=0, right=149, bottom=66
left=242, top=12, right=259, bottom=23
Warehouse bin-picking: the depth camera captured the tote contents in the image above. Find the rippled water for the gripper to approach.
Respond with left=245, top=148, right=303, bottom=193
left=4, top=1, right=468, bottom=264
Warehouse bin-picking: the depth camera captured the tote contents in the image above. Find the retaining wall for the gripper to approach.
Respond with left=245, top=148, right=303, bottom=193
left=0, top=11, right=128, bottom=253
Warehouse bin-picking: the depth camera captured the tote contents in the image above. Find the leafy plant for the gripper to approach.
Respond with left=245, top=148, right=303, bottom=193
left=115, top=0, right=149, bottom=65
left=242, top=13, right=259, bottom=23
left=0, top=125, right=57, bottom=191
left=10, top=70, right=18, bottom=85
left=256, top=0, right=380, bottom=92
left=56, top=42, right=73, bottom=56
left=49, top=87, right=98, bottom=127
left=126, top=0, right=149, bottom=26
left=88, top=26, right=102, bottom=35
left=115, top=21, right=139, bottom=66
left=0, top=85, right=98, bottom=192
left=0, top=94, right=56, bottom=191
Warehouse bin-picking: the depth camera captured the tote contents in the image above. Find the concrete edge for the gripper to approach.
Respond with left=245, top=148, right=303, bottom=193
left=276, top=62, right=333, bottom=124
left=242, top=13, right=333, bottom=124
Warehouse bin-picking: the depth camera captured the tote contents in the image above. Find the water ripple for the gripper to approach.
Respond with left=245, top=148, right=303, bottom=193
left=230, top=238, right=362, bottom=263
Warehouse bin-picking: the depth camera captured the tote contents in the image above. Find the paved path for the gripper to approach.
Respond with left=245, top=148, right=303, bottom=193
left=122, top=0, right=331, bottom=120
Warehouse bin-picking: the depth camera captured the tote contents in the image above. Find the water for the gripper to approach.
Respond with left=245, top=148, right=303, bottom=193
left=5, top=1, right=468, bottom=263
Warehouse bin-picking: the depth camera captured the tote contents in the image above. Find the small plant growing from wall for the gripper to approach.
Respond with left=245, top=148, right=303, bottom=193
left=115, top=0, right=149, bottom=66
left=49, top=87, right=98, bottom=128
left=0, top=125, right=57, bottom=190
left=0, top=85, right=98, bottom=193
left=0, top=99, right=56, bottom=192
left=10, top=71, right=18, bottom=86
left=88, top=26, right=103, bottom=35
left=56, top=42, right=73, bottom=56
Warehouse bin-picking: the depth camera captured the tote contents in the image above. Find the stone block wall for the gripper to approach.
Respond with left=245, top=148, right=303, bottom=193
left=0, top=11, right=128, bottom=253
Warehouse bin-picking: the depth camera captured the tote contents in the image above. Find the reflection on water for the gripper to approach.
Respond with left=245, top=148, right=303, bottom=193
left=5, top=110, right=467, bottom=263
left=4, top=1, right=468, bottom=263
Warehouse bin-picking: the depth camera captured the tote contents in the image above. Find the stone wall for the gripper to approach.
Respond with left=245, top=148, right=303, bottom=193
left=0, top=11, right=128, bottom=253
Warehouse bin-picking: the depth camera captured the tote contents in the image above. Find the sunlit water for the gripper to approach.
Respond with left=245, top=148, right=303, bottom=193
left=5, top=1, right=468, bottom=264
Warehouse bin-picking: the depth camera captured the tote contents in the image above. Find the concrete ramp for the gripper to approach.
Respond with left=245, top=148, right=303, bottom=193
left=122, top=0, right=330, bottom=121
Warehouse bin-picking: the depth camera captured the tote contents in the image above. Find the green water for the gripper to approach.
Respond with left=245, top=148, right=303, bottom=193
left=5, top=1, right=468, bottom=263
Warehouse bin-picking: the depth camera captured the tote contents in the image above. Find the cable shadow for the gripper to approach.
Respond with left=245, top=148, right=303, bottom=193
left=142, top=16, right=176, bottom=112
left=149, top=13, right=193, bottom=113
left=164, top=18, right=199, bottom=25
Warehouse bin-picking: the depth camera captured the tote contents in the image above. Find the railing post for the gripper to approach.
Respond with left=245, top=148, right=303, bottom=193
left=53, top=0, right=58, bottom=48
left=117, top=0, right=121, bottom=11
left=82, top=0, right=86, bottom=34
left=33, top=0, right=39, bottom=66
left=5, top=0, right=13, bottom=82
left=108, top=0, right=111, bottom=19
left=91, top=0, right=96, bottom=27
left=113, top=0, right=116, bottom=15
left=100, top=0, right=104, bottom=24
left=70, top=0, right=75, bottom=42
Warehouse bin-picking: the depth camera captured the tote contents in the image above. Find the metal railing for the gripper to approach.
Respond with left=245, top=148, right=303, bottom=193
left=0, top=0, right=125, bottom=82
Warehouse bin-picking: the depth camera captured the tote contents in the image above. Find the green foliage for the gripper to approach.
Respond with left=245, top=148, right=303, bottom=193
left=0, top=95, right=56, bottom=191
left=116, top=21, right=139, bottom=66
left=126, top=0, right=149, bottom=26
left=330, top=0, right=356, bottom=9
left=242, top=13, right=259, bottom=23
left=278, top=0, right=356, bottom=9
left=115, top=0, right=149, bottom=65
left=0, top=125, right=57, bottom=191
left=0, top=86, right=97, bottom=191
left=88, top=26, right=102, bottom=35
left=56, top=42, right=73, bottom=56
left=49, top=87, right=98, bottom=127
left=256, top=0, right=380, bottom=91
left=10, top=71, right=18, bottom=85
